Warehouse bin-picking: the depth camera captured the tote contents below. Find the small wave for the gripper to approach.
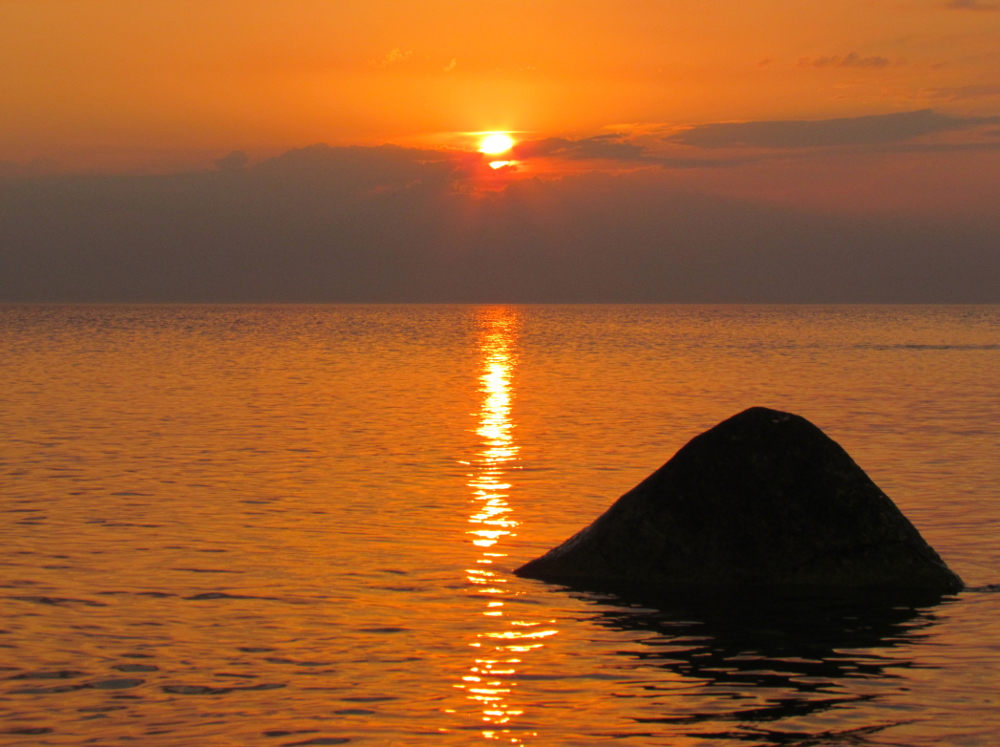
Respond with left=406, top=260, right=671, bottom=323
left=9, top=596, right=106, bottom=607
left=512, top=672, right=622, bottom=681
left=113, top=664, right=158, bottom=673
left=8, top=670, right=86, bottom=680
left=184, top=592, right=280, bottom=601
left=9, top=678, right=144, bottom=694
left=858, top=344, right=999, bottom=351
left=170, top=568, right=244, bottom=574
left=163, top=682, right=285, bottom=695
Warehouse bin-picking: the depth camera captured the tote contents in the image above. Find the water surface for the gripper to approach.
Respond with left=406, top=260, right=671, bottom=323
left=2, top=304, right=998, bottom=745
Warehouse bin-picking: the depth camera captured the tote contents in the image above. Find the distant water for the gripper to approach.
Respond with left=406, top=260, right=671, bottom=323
left=2, top=304, right=999, bottom=746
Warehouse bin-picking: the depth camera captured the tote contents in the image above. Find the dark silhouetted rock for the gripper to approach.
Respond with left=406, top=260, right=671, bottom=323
left=516, top=407, right=963, bottom=593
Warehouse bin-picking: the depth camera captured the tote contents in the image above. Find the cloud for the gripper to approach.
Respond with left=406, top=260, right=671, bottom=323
left=512, top=134, right=648, bottom=162
left=214, top=151, right=249, bottom=173
left=249, top=142, right=473, bottom=191
left=946, top=0, right=998, bottom=10
left=0, top=158, right=58, bottom=178
left=376, top=48, right=412, bottom=67
left=799, top=52, right=894, bottom=69
left=667, top=109, right=1000, bottom=149
left=509, top=134, right=743, bottom=168
left=444, top=58, right=457, bottom=72
left=888, top=140, right=1000, bottom=153
left=922, top=84, right=1000, bottom=101
left=1, top=145, right=997, bottom=304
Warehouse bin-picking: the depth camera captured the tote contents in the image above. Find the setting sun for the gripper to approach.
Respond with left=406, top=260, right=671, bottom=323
left=480, top=134, right=514, bottom=155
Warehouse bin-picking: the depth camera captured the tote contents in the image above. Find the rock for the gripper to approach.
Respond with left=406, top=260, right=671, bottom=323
left=515, top=407, right=963, bottom=593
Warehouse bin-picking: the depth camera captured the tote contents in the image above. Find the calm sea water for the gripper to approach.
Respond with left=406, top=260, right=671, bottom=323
left=2, top=304, right=999, bottom=746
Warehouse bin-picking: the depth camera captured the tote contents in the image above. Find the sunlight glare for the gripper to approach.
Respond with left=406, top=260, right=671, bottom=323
left=480, top=134, right=514, bottom=154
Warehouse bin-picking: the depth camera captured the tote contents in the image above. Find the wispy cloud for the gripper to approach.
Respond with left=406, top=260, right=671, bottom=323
left=946, top=0, right=999, bottom=10
left=798, top=52, right=895, bottom=69
left=667, top=109, right=1000, bottom=149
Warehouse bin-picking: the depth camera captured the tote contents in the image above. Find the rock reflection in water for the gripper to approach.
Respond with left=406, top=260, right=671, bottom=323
left=574, top=585, right=949, bottom=744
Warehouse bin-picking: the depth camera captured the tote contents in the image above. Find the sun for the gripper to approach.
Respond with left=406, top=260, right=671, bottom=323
left=480, top=133, right=514, bottom=155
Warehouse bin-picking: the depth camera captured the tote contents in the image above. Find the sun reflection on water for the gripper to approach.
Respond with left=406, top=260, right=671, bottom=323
left=449, top=307, right=550, bottom=743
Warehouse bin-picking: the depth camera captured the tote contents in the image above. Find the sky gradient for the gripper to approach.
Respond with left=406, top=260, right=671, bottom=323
left=2, top=0, right=998, bottom=301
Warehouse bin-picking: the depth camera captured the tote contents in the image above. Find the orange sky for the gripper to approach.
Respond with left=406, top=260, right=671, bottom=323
left=2, top=0, right=999, bottom=166
left=1, top=0, right=999, bottom=234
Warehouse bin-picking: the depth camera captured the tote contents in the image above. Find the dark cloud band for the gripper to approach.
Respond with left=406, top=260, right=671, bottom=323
left=512, top=134, right=648, bottom=162
left=667, top=109, right=1000, bottom=149
left=1, top=143, right=998, bottom=303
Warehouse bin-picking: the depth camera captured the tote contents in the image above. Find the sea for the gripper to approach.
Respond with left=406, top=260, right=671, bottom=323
left=1, top=304, right=998, bottom=746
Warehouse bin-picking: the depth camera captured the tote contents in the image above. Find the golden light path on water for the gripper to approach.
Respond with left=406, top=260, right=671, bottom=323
left=451, top=308, right=556, bottom=743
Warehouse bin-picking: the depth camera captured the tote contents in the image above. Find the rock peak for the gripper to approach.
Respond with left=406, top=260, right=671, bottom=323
left=516, top=407, right=963, bottom=593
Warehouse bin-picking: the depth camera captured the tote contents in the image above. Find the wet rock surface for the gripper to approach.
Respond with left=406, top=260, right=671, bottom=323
left=516, top=407, right=964, bottom=592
